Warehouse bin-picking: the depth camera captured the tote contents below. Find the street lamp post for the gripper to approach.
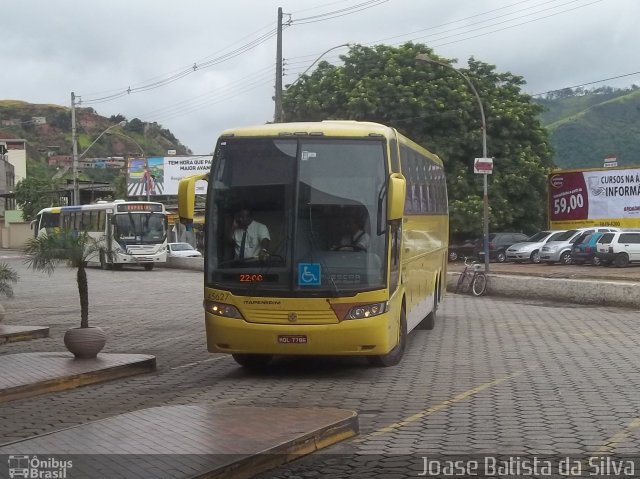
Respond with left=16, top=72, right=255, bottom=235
left=286, top=43, right=350, bottom=89
left=71, top=117, right=126, bottom=205
left=415, top=53, right=491, bottom=274
left=107, top=131, right=148, bottom=200
left=277, top=43, right=351, bottom=121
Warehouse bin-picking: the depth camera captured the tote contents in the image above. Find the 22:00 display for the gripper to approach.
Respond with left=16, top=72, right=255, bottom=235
left=240, top=274, right=264, bottom=282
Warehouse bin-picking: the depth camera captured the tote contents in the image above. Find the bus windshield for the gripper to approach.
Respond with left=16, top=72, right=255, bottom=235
left=207, top=137, right=387, bottom=296
left=113, top=212, right=166, bottom=246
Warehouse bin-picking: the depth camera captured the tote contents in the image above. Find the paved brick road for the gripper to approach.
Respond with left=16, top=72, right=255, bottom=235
left=2, top=255, right=640, bottom=477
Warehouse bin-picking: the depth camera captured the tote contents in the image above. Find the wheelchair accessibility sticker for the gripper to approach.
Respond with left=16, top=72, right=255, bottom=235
left=298, top=263, right=321, bottom=286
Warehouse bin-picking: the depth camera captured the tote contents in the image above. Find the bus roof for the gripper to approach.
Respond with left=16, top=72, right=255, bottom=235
left=218, top=120, right=442, bottom=165
left=219, top=120, right=396, bottom=138
left=35, top=201, right=165, bottom=215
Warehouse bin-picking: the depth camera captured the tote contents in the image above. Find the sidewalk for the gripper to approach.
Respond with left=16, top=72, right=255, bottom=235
left=0, top=350, right=358, bottom=478
left=447, top=261, right=640, bottom=308
left=0, top=405, right=358, bottom=478
left=0, top=352, right=156, bottom=403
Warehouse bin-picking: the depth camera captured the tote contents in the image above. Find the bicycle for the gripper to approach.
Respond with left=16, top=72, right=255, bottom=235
left=455, top=257, right=488, bottom=296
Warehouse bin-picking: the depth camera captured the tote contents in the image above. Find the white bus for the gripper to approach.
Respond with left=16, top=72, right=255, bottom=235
left=32, top=200, right=168, bottom=270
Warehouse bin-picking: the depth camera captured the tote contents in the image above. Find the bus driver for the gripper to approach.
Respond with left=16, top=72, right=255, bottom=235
left=230, top=208, right=271, bottom=260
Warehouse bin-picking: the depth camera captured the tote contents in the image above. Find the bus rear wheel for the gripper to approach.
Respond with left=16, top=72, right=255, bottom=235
left=232, top=354, right=273, bottom=369
left=368, top=309, right=407, bottom=367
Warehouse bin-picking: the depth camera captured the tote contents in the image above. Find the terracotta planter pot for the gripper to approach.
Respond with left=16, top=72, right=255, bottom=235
left=64, top=326, right=107, bottom=359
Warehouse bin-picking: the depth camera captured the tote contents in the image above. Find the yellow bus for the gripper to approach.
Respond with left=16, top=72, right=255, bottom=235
left=178, top=121, right=448, bottom=368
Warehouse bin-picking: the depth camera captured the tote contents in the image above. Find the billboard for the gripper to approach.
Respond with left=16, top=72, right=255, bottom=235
left=127, top=155, right=211, bottom=197
left=548, top=167, right=640, bottom=229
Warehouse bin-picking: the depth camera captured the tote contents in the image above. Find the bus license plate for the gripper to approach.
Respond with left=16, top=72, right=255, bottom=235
left=278, top=335, right=307, bottom=344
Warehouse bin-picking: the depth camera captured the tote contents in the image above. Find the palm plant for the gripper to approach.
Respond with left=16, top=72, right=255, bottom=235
left=23, top=229, right=103, bottom=328
left=0, top=262, right=19, bottom=299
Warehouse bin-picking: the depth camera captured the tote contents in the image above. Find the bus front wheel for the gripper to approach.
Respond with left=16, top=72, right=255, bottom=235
left=144, top=264, right=154, bottom=271
left=368, top=309, right=407, bottom=367
left=232, top=354, right=273, bottom=369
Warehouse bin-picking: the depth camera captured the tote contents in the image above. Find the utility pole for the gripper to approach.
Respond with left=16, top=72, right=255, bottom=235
left=71, top=92, right=79, bottom=205
left=273, top=6, right=284, bottom=123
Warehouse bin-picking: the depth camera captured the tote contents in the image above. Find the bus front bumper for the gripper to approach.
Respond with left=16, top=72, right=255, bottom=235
left=205, top=313, right=395, bottom=356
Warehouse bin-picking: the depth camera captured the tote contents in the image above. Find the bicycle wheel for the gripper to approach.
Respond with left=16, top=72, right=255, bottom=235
left=455, top=271, right=469, bottom=293
left=471, top=273, right=487, bottom=296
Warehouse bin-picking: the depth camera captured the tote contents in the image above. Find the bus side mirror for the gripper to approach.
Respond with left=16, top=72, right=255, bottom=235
left=387, top=173, right=406, bottom=221
left=178, top=173, right=207, bottom=225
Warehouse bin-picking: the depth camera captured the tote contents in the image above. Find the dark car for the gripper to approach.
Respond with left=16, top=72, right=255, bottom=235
left=448, top=237, right=480, bottom=261
left=570, top=232, right=605, bottom=265
left=476, top=232, right=530, bottom=263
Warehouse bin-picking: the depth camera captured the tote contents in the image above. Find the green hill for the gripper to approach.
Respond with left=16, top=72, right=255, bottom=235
left=535, top=87, right=640, bottom=169
left=0, top=100, right=191, bottom=182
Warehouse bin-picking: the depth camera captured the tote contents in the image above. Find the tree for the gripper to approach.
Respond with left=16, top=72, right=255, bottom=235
left=0, top=263, right=19, bottom=298
left=282, top=43, right=553, bottom=235
left=126, top=118, right=144, bottom=134
left=109, top=114, right=126, bottom=123
left=14, top=177, right=62, bottom=221
left=23, top=230, right=103, bottom=329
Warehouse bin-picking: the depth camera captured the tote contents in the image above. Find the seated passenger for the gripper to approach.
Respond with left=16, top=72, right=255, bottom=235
left=331, top=213, right=370, bottom=252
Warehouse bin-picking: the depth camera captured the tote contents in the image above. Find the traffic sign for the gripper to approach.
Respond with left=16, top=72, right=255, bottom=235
left=603, top=155, right=617, bottom=168
left=474, top=157, right=493, bottom=174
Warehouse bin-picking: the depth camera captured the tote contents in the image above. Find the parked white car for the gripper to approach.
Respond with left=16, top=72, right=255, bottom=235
left=595, top=230, right=640, bottom=267
left=166, top=242, right=202, bottom=258
left=540, top=227, right=620, bottom=264
left=506, top=230, right=567, bottom=263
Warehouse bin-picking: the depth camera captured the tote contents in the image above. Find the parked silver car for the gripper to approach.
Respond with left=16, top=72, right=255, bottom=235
left=540, top=227, right=620, bottom=264
left=506, top=230, right=567, bottom=263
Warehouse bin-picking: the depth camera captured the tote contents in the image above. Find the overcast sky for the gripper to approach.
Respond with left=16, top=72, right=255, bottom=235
left=1, top=0, right=638, bottom=154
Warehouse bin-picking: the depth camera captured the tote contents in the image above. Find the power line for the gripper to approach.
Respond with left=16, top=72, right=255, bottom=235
left=289, top=0, right=369, bottom=15
left=423, top=0, right=604, bottom=50
left=78, top=0, right=391, bottom=105
left=530, top=71, right=640, bottom=97
left=80, top=25, right=286, bottom=105
left=290, top=0, right=389, bottom=25
left=80, top=19, right=279, bottom=99
left=77, top=0, right=613, bottom=136
left=370, top=0, right=577, bottom=45
left=149, top=73, right=276, bottom=123
left=138, top=0, right=602, bottom=125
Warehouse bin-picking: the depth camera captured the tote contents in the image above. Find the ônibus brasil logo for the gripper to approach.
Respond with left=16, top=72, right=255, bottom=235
left=7, top=455, right=72, bottom=478
left=550, top=175, right=564, bottom=188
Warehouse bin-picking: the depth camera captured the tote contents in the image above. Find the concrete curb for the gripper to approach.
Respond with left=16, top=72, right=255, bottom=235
left=0, top=353, right=156, bottom=403
left=447, top=272, right=640, bottom=309
left=0, top=325, right=49, bottom=344
left=0, top=405, right=359, bottom=478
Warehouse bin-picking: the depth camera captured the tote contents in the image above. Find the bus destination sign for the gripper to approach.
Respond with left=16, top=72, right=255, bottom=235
left=117, top=203, right=164, bottom=213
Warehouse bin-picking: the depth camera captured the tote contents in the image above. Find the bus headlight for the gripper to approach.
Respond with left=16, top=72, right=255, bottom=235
left=204, top=300, right=244, bottom=319
left=345, top=302, right=388, bottom=320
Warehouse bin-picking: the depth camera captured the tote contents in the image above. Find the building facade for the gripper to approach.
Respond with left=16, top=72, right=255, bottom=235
left=0, top=142, right=16, bottom=216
